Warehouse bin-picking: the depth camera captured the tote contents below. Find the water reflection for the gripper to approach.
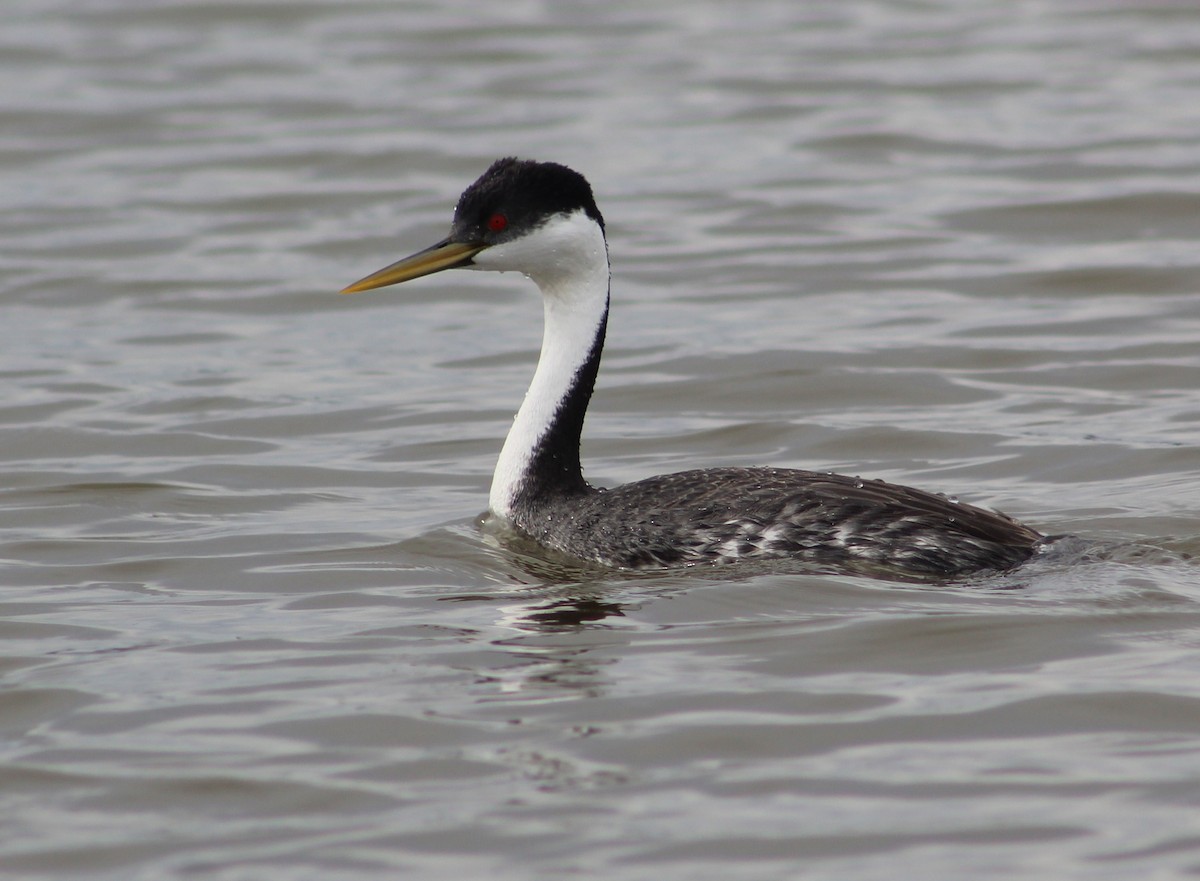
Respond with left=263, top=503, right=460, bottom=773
left=516, top=595, right=628, bottom=629
left=443, top=587, right=631, bottom=631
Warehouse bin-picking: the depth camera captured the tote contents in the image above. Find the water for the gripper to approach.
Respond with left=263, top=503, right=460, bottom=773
left=3, top=1, right=1200, bottom=878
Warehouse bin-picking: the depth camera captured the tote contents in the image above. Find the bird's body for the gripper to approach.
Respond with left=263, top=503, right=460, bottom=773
left=342, top=158, right=1046, bottom=578
left=502, top=466, right=1039, bottom=575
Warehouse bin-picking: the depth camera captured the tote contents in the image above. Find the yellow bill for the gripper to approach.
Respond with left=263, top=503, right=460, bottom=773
left=340, top=239, right=486, bottom=294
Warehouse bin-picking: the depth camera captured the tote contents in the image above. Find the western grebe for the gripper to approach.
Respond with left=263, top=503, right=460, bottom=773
left=341, top=158, right=1046, bottom=576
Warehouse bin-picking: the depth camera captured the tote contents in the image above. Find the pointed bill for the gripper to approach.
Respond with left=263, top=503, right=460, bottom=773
left=340, top=239, right=486, bottom=294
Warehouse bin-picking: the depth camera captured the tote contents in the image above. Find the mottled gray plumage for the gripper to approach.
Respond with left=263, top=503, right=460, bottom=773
left=509, top=466, right=1043, bottom=576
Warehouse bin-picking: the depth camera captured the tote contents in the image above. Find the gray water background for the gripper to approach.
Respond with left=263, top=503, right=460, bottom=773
left=3, top=1, right=1200, bottom=878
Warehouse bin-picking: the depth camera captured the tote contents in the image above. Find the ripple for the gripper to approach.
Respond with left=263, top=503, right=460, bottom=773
left=3, top=1, right=1200, bottom=879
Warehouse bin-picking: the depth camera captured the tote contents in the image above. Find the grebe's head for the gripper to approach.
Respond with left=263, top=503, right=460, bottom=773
left=340, top=158, right=606, bottom=294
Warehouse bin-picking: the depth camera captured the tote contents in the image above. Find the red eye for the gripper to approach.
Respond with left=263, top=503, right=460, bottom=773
left=487, top=213, right=508, bottom=232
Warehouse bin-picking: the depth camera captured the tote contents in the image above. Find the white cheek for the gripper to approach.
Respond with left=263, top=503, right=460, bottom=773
left=468, top=211, right=607, bottom=292
left=471, top=231, right=566, bottom=276
left=470, top=241, right=527, bottom=274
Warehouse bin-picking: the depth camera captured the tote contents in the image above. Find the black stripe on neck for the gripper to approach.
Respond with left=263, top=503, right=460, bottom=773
left=518, top=300, right=609, bottom=503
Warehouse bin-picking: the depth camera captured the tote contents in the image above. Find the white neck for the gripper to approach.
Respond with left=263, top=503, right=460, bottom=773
left=473, top=211, right=610, bottom=518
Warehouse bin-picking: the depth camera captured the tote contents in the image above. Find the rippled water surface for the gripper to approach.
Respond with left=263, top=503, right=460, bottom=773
left=4, top=1, right=1200, bottom=878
